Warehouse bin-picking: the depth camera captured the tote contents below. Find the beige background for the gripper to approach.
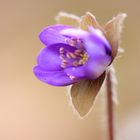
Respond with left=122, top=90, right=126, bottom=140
left=0, top=0, right=139, bottom=140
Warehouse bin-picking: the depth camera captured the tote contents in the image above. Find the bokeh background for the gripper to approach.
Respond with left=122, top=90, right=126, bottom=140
left=0, top=0, right=140, bottom=140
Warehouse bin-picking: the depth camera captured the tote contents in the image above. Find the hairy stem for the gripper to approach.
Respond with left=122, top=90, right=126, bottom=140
left=106, top=71, right=116, bottom=140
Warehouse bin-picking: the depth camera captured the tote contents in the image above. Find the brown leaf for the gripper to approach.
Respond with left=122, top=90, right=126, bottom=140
left=70, top=72, right=106, bottom=117
left=80, top=12, right=102, bottom=31
left=104, top=13, right=127, bottom=60
left=56, top=12, right=80, bottom=27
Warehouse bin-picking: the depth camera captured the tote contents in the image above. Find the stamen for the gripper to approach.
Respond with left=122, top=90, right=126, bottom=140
left=78, top=52, right=88, bottom=65
left=60, top=59, right=68, bottom=68
left=69, top=38, right=77, bottom=46
left=66, top=52, right=76, bottom=59
left=60, top=64, right=67, bottom=68
left=77, top=39, right=84, bottom=48
left=66, top=38, right=77, bottom=47
left=78, top=59, right=84, bottom=65
left=74, top=49, right=83, bottom=56
left=72, top=61, right=79, bottom=67
left=59, top=47, right=65, bottom=54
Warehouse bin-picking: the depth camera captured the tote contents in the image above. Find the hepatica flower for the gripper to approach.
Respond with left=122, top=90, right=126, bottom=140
left=33, top=12, right=126, bottom=117
left=34, top=25, right=111, bottom=85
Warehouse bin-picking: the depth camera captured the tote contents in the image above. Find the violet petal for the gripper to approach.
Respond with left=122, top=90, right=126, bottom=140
left=60, top=28, right=88, bottom=38
left=33, top=66, right=78, bottom=86
left=37, top=46, right=62, bottom=71
left=85, top=55, right=111, bottom=79
left=64, top=66, right=86, bottom=79
left=84, top=33, right=111, bottom=57
left=39, top=25, right=71, bottom=46
left=37, top=43, right=77, bottom=71
left=89, top=26, right=111, bottom=52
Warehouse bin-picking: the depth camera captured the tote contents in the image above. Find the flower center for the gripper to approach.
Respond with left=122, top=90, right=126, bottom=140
left=59, top=38, right=88, bottom=68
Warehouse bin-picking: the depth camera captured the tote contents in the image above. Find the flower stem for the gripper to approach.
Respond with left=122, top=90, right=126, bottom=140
left=106, top=71, right=115, bottom=140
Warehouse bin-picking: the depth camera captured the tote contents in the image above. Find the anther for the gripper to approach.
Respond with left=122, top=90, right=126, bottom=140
left=66, top=52, right=76, bottom=59
left=60, top=63, right=67, bottom=68
left=72, top=61, right=79, bottom=67
left=80, top=54, right=84, bottom=57
left=74, top=49, right=83, bottom=56
left=77, top=39, right=84, bottom=48
left=60, top=59, right=68, bottom=68
left=59, top=47, right=65, bottom=54
left=78, top=59, right=84, bottom=65
left=62, top=59, right=68, bottom=64
left=66, top=38, right=77, bottom=47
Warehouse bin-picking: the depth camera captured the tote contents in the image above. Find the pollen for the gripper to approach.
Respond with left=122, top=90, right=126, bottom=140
left=59, top=47, right=65, bottom=54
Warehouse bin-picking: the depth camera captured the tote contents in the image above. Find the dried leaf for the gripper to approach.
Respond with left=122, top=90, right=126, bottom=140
left=70, top=72, right=105, bottom=117
left=104, top=13, right=127, bottom=60
left=80, top=12, right=102, bottom=31
left=56, top=12, right=80, bottom=27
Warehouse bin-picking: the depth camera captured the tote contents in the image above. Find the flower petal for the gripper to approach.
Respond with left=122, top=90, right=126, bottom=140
left=60, top=27, right=112, bottom=57
left=60, top=28, right=88, bottom=38
left=37, top=46, right=62, bottom=71
left=33, top=66, right=78, bottom=86
left=84, top=28, right=112, bottom=57
left=64, top=66, right=86, bottom=79
left=85, top=55, right=111, bottom=79
left=39, top=25, right=71, bottom=46
left=37, top=43, right=76, bottom=71
left=89, top=27, right=111, bottom=52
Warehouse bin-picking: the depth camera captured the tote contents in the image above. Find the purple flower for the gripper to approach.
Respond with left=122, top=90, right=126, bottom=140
left=33, top=24, right=112, bottom=86
left=33, top=12, right=127, bottom=117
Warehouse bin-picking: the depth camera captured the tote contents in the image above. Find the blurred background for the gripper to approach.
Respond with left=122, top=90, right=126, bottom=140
left=0, top=0, right=139, bottom=140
